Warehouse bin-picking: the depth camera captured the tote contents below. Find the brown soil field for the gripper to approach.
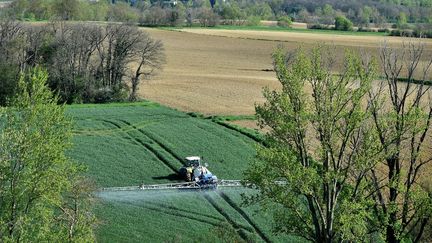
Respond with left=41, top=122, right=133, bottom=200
left=140, top=28, right=432, bottom=116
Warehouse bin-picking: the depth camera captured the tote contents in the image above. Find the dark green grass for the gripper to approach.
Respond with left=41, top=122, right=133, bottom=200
left=67, top=102, right=257, bottom=187
left=95, top=190, right=226, bottom=243
left=67, top=102, right=295, bottom=242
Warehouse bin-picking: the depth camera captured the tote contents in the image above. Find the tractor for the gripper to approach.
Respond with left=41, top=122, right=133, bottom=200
left=179, top=156, right=218, bottom=188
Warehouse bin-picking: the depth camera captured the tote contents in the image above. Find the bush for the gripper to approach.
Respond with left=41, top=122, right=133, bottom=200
left=357, top=27, right=377, bottom=32
left=246, top=15, right=261, bottom=26
left=378, top=28, right=391, bottom=33
left=197, top=8, right=219, bottom=27
left=307, top=24, right=332, bottom=30
left=107, top=2, right=139, bottom=22
left=390, top=29, right=414, bottom=37
left=140, top=7, right=168, bottom=26
left=277, top=16, right=292, bottom=28
left=334, top=16, right=353, bottom=31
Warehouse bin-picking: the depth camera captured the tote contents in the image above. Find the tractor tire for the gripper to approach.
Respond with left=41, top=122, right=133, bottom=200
left=186, top=172, right=192, bottom=182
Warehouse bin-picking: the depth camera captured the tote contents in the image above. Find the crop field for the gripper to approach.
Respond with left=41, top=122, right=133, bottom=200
left=67, top=102, right=297, bottom=242
left=141, top=28, right=432, bottom=118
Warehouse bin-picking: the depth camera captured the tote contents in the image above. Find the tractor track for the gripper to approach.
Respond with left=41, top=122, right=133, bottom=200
left=102, top=120, right=179, bottom=173
left=120, top=201, right=222, bottom=227
left=217, top=191, right=271, bottom=243
left=118, top=120, right=184, bottom=162
left=105, top=119, right=266, bottom=242
left=146, top=201, right=224, bottom=221
left=203, top=193, right=253, bottom=241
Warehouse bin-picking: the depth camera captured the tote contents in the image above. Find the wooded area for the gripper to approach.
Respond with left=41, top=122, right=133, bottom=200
left=1, top=0, right=431, bottom=36
left=0, top=20, right=164, bottom=105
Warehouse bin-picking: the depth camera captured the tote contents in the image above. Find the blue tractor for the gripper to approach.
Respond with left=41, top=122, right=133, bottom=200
left=179, top=156, right=218, bottom=189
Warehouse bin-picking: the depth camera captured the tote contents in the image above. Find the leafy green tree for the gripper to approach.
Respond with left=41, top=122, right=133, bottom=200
left=397, top=12, right=408, bottom=28
left=245, top=45, right=379, bottom=242
left=334, top=16, right=353, bottom=31
left=277, top=16, right=292, bottom=28
left=0, top=68, right=95, bottom=241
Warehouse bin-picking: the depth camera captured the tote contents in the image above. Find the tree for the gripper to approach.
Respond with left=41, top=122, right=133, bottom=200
left=334, top=16, right=353, bottom=31
left=57, top=175, right=97, bottom=242
left=277, top=16, right=292, bottom=28
left=367, top=41, right=432, bottom=242
left=53, top=0, right=79, bottom=20
left=0, top=68, right=95, bottom=241
left=244, top=45, right=380, bottom=242
left=129, top=34, right=165, bottom=101
left=197, top=7, right=219, bottom=27
left=397, top=11, right=408, bottom=28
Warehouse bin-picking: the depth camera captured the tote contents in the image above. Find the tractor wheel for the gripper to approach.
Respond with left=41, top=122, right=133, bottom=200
left=186, top=173, right=192, bottom=182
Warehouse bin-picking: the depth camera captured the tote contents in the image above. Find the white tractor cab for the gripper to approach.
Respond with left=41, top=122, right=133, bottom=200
left=179, top=156, right=218, bottom=188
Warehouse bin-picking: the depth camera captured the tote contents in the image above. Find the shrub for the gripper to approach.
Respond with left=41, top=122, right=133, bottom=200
left=197, top=8, right=219, bottom=27
left=390, top=29, right=414, bottom=37
left=334, top=16, right=353, bottom=31
left=307, top=24, right=332, bottom=30
left=358, top=27, right=377, bottom=32
left=378, top=28, right=390, bottom=33
left=277, top=16, right=292, bottom=28
left=246, top=15, right=261, bottom=26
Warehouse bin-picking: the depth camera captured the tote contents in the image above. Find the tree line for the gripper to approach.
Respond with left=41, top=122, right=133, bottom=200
left=1, top=0, right=431, bottom=30
left=0, top=20, right=164, bottom=106
left=245, top=42, right=432, bottom=242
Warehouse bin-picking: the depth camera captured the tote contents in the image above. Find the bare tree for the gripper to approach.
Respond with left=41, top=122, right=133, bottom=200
left=129, top=34, right=164, bottom=101
left=57, top=176, right=97, bottom=242
left=368, top=40, right=432, bottom=242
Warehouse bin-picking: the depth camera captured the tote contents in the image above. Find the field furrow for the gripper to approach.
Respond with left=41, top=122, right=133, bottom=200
left=67, top=102, right=288, bottom=242
left=218, top=191, right=271, bottom=243
left=104, top=119, right=182, bottom=174
left=203, top=193, right=253, bottom=241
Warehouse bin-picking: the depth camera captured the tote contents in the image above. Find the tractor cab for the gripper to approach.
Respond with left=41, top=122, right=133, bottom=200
left=185, top=156, right=201, bottom=167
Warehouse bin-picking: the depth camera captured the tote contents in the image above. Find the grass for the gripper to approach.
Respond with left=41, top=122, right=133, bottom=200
left=66, top=102, right=298, bottom=242
left=163, top=25, right=389, bottom=36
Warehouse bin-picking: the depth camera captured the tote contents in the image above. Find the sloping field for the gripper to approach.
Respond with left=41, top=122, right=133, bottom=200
left=67, top=102, right=298, bottom=242
left=141, top=28, right=432, bottom=116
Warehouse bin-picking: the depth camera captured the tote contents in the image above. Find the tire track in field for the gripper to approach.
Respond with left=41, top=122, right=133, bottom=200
left=120, top=201, right=223, bottom=227
left=217, top=191, right=271, bottom=243
left=102, top=120, right=179, bottom=173
left=114, top=119, right=259, bottom=241
left=119, top=120, right=184, bottom=163
left=146, top=201, right=223, bottom=221
left=203, top=193, right=253, bottom=241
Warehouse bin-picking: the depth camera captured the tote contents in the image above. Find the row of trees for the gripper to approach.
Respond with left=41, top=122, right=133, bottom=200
left=2, top=0, right=431, bottom=28
left=0, top=21, right=164, bottom=105
left=0, top=68, right=96, bottom=241
left=246, top=42, right=432, bottom=242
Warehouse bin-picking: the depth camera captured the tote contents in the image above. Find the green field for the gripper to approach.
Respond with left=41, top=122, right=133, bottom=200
left=67, top=102, right=301, bottom=242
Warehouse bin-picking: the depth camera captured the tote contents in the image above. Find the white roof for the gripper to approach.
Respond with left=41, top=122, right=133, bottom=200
left=185, top=156, right=200, bottom=161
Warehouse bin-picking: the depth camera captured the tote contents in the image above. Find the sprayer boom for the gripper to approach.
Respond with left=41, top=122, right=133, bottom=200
left=101, top=179, right=243, bottom=192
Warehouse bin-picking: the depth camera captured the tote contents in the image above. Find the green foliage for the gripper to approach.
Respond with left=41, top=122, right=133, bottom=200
left=334, top=16, right=354, bottom=31
left=277, top=16, right=292, bottom=28
left=397, top=11, right=408, bottom=28
left=0, top=63, right=18, bottom=106
left=245, top=46, right=381, bottom=242
left=67, top=102, right=257, bottom=187
left=246, top=15, right=261, bottom=26
left=0, top=68, right=95, bottom=241
left=66, top=102, right=305, bottom=242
